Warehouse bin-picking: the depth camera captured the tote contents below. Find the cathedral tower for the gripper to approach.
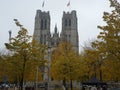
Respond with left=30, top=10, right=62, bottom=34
left=33, top=10, right=51, bottom=44
left=60, top=10, right=79, bottom=53
left=33, top=10, right=79, bottom=53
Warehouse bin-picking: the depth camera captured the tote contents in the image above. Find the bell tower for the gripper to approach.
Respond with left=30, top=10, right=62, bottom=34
left=60, top=10, right=79, bottom=53
left=33, top=10, right=51, bottom=44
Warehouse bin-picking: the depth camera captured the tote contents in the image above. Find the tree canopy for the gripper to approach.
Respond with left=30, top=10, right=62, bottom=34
left=4, top=19, right=46, bottom=90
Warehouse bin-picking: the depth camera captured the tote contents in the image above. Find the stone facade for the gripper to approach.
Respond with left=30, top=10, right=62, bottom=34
left=33, top=10, right=79, bottom=53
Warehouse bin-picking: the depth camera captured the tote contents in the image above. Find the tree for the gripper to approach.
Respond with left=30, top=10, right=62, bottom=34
left=0, top=52, right=5, bottom=82
left=91, top=0, right=120, bottom=81
left=0, top=50, right=10, bottom=82
left=82, top=46, right=107, bottom=81
left=5, top=19, right=46, bottom=90
left=51, top=41, right=81, bottom=90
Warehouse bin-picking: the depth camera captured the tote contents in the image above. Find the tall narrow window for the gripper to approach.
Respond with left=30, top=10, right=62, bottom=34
left=69, top=19, right=71, bottom=26
left=45, top=19, right=47, bottom=29
left=65, top=35, right=67, bottom=40
left=41, top=19, right=43, bottom=30
left=40, top=35, right=43, bottom=44
left=44, top=35, right=46, bottom=44
left=69, top=35, right=71, bottom=42
left=65, top=19, right=67, bottom=26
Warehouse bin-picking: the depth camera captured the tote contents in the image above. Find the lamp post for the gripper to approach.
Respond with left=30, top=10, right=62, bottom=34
left=36, top=66, right=38, bottom=90
left=45, top=36, right=51, bottom=90
left=98, top=53, right=105, bottom=81
left=47, top=43, right=51, bottom=90
left=8, top=30, right=12, bottom=43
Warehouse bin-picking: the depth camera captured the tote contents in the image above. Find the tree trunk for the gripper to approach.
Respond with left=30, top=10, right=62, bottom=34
left=20, top=54, right=26, bottom=90
left=20, top=78, right=23, bottom=90
left=63, top=77, right=68, bottom=90
left=70, top=79, right=73, bottom=90
left=100, top=69, right=102, bottom=81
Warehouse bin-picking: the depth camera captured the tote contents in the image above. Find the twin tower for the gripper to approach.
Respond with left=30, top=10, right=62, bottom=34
left=33, top=10, right=79, bottom=53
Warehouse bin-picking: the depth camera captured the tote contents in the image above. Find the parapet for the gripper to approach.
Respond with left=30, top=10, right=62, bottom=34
left=63, top=10, right=76, bottom=17
left=36, top=10, right=50, bottom=17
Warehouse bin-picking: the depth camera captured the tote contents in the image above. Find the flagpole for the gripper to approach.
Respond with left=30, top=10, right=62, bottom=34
left=67, top=0, right=71, bottom=12
left=42, top=0, right=45, bottom=11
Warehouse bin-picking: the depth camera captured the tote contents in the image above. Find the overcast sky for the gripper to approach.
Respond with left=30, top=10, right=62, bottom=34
left=0, top=0, right=118, bottom=51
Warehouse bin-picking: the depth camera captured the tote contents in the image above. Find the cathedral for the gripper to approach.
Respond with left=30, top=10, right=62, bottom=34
left=33, top=10, right=79, bottom=53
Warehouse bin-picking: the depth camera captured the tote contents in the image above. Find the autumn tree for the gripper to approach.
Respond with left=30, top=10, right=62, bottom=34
left=82, top=45, right=107, bottom=82
left=91, top=0, right=120, bottom=81
left=0, top=49, right=10, bottom=82
left=0, top=51, right=5, bottom=82
left=5, top=19, right=46, bottom=90
left=51, top=41, right=81, bottom=90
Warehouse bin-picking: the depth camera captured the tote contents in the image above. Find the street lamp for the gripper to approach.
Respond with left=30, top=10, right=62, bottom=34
left=44, top=37, right=51, bottom=90
left=36, top=66, right=38, bottom=90
left=98, top=53, right=105, bottom=81
left=47, top=44, right=51, bottom=90
left=8, top=30, right=12, bottom=43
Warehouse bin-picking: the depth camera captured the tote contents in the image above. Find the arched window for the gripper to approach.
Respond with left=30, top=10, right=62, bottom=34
left=65, top=19, right=71, bottom=27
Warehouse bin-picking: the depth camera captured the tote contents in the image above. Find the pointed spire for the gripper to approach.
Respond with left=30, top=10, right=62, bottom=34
left=54, top=24, right=57, bottom=33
